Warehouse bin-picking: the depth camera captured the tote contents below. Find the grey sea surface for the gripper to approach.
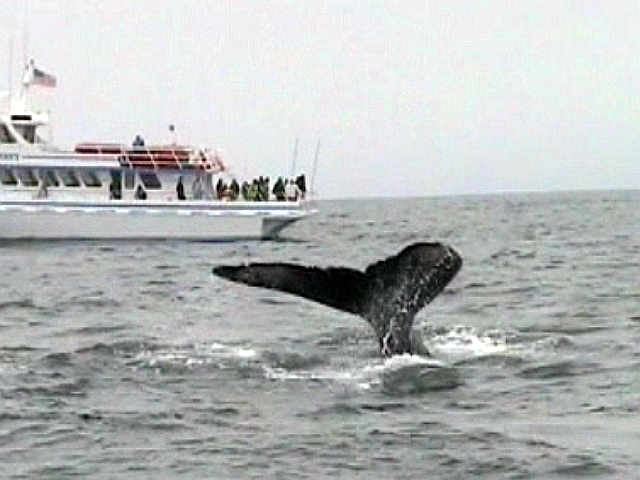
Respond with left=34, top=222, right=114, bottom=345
left=1, top=190, right=639, bottom=479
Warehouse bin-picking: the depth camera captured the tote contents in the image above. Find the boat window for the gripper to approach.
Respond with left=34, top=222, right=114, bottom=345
left=16, top=168, right=39, bottom=187
left=80, top=170, right=102, bottom=187
left=124, top=170, right=135, bottom=190
left=0, top=168, right=18, bottom=185
left=58, top=169, right=81, bottom=187
left=0, top=125, right=16, bottom=143
left=39, top=170, right=60, bottom=187
left=139, top=171, right=162, bottom=190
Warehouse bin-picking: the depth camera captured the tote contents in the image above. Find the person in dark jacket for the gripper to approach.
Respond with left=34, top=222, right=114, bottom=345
left=295, top=174, right=307, bottom=199
left=176, top=177, right=186, bottom=200
left=272, top=177, right=285, bottom=201
left=135, top=185, right=147, bottom=200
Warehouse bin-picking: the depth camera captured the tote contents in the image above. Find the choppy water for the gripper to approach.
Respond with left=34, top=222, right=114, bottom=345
left=1, top=190, right=639, bottom=479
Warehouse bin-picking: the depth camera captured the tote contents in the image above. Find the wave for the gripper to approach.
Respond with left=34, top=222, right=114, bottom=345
left=518, top=359, right=603, bottom=380
left=0, top=299, right=35, bottom=310
left=552, top=453, right=615, bottom=476
left=9, top=377, right=90, bottom=398
left=519, top=323, right=608, bottom=335
left=53, top=296, right=122, bottom=312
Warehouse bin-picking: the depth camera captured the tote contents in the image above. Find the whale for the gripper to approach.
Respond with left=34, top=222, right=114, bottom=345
left=212, top=242, right=462, bottom=357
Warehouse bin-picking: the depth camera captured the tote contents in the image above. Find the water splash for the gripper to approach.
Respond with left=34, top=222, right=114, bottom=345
left=425, top=326, right=510, bottom=363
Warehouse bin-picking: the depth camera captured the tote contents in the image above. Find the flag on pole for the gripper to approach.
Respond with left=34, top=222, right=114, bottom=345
left=32, top=65, right=57, bottom=88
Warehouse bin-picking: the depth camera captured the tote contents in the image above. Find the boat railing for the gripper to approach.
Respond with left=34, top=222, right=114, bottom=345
left=74, top=143, right=225, bottom=173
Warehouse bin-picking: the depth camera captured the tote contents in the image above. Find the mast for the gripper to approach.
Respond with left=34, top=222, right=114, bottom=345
left=289, top=136, right=299, bottom=177
left=310, top=137, right=321, bottom=197
left=22, top=1, right=29, bottom=68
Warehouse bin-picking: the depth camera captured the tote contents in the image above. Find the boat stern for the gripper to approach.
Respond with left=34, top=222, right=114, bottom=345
left=261, top=207, right=315, bottom=239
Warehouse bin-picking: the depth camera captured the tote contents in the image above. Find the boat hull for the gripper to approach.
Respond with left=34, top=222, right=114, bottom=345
left=0, top=201, right=311, bottom=240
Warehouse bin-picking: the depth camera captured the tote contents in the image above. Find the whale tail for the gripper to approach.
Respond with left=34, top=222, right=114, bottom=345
left=213, top=242, right=462, bottom=357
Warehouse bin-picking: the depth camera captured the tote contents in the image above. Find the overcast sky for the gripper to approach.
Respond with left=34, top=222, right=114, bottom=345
left=1, top=1, right=638, bottom=198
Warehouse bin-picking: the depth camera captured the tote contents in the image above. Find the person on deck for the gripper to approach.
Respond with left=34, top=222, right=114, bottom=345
left=109, top=180, right=121, bottom=200
left=36, top=180, right=48, bottom=199
left=132, top=135, right=145, bottom=148
left=295, top=174, right=307, bottom=200
left=216, top=178, right=226, bottom=199
left=229, top=179, right=240, bottom=200
left=176, top=177, right=186, bottom=200
left=135, top=185, right=147, bottom=200
left=272, top=177, right=285, bottom=201
left=247, top=180, right=259, bottom=201
left=284, top=178, right=299, bottom=201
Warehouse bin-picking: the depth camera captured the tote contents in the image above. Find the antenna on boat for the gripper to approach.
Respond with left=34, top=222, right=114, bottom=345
left=3, top=38, right=14, bottom=105
left=22, top=2, right=29, bottom=67
left=17, top=1, right=30, bottom=104
left=310, top=136, right=321, bottom=198
left=9, top=37, right=14, bottom=92
left=289, top=136, right=299, bottom=177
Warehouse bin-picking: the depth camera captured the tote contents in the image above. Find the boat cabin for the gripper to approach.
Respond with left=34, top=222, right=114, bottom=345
left=0, top=97, right=226, bottom=202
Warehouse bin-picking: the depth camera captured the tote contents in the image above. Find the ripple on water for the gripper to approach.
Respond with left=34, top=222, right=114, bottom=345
left=10, top=377, right=91, bottom=399
left=518, top=359, right=602, bottom=380
left=552, top=453, right=616, bottom=477
left=0, top=299, right=39, bottom=311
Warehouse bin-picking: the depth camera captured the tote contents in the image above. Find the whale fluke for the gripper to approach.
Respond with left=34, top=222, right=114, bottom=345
left=212, top=242, right=462, bottom=357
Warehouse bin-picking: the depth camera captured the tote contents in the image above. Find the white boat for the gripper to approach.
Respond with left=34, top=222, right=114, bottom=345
left=0, top=62, right=314, bottom=240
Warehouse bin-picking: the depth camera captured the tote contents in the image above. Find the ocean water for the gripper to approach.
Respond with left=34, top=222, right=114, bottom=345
left=1, top=190, right=639, bottom=479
